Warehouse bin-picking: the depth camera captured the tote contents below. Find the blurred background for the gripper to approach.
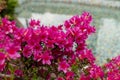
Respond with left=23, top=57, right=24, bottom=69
left=1, top=0, right=120, bottom=65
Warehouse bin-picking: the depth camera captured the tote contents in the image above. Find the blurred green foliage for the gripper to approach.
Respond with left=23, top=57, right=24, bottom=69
left=0, top=0, right=18, bottom=20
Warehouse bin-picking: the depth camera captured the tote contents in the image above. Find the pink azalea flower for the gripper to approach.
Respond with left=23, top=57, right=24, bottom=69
left=79, top=74, right=91, bottom=80
left=39, top=28, right=49, bottom=42
left=0, top=12, right=98, bottom=79
left=6, top=46, right=20, bottom=59
left=58, top=60, right=70, bottom=73
left=33, top=44, right=42, bottom=54
left=66, top=71, right=74, bottom=80
left=23, top=45, right=32, bottom=58
left=29, top=19, right=40, bottom=28
left=1, top=18, right=15, bottom=34
left=0, top=52, right=6, bottom=65
left=0, top=52, right=6, bottom=72
left=22, top=28, right=32, bottom=41
left=0, top=64, right=5, bottom=72
left=45, top=40, right=54, bottom=48
left=105, top=55, right=120, bottom=69
left=64, top=38, right=73, bottom=52
left=81, top=11, right=92, bottom=25
left=89, top=64, right=104, bottom=79
left=13, top=27, right=23, bottom=42
left=41, top=51, right=53, bottom=65
left=104, top=55, right=120, bottom=80
left=33, top=53, right=42, bottom=62
left=14, top=69, right=23, bottom=77
left=69, top=15, right=80, bottom=27
left=107, top=69, right=120, bottom=80
left=64, top=20, right=71, bottom=29
left=79, top=49, right=95, bottom=64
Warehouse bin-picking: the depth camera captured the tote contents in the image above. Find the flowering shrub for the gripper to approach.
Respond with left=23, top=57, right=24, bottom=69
left=0, top=12, right=119, bottom=80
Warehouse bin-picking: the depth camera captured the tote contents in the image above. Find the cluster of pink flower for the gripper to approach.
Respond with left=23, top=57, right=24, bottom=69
left=0, top=12, right=119, bottom=80
left=104, top=55, right=120, bottom=80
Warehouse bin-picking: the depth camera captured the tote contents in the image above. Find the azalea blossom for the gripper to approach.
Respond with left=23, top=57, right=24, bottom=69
left=66, top=71, right=74, bottom=80
left=0, top=52, right=6, bottom=71
left=41, top=51, right=53, bottom=65
left=14, top=69, right=23, bottom=77
left=1, top=12, right=117, bottom=80
left=22, top=45, right=32, bottom=58
left=6, top=45, right=20, bottom=59
left=58, top=60, right=70, bottom=73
